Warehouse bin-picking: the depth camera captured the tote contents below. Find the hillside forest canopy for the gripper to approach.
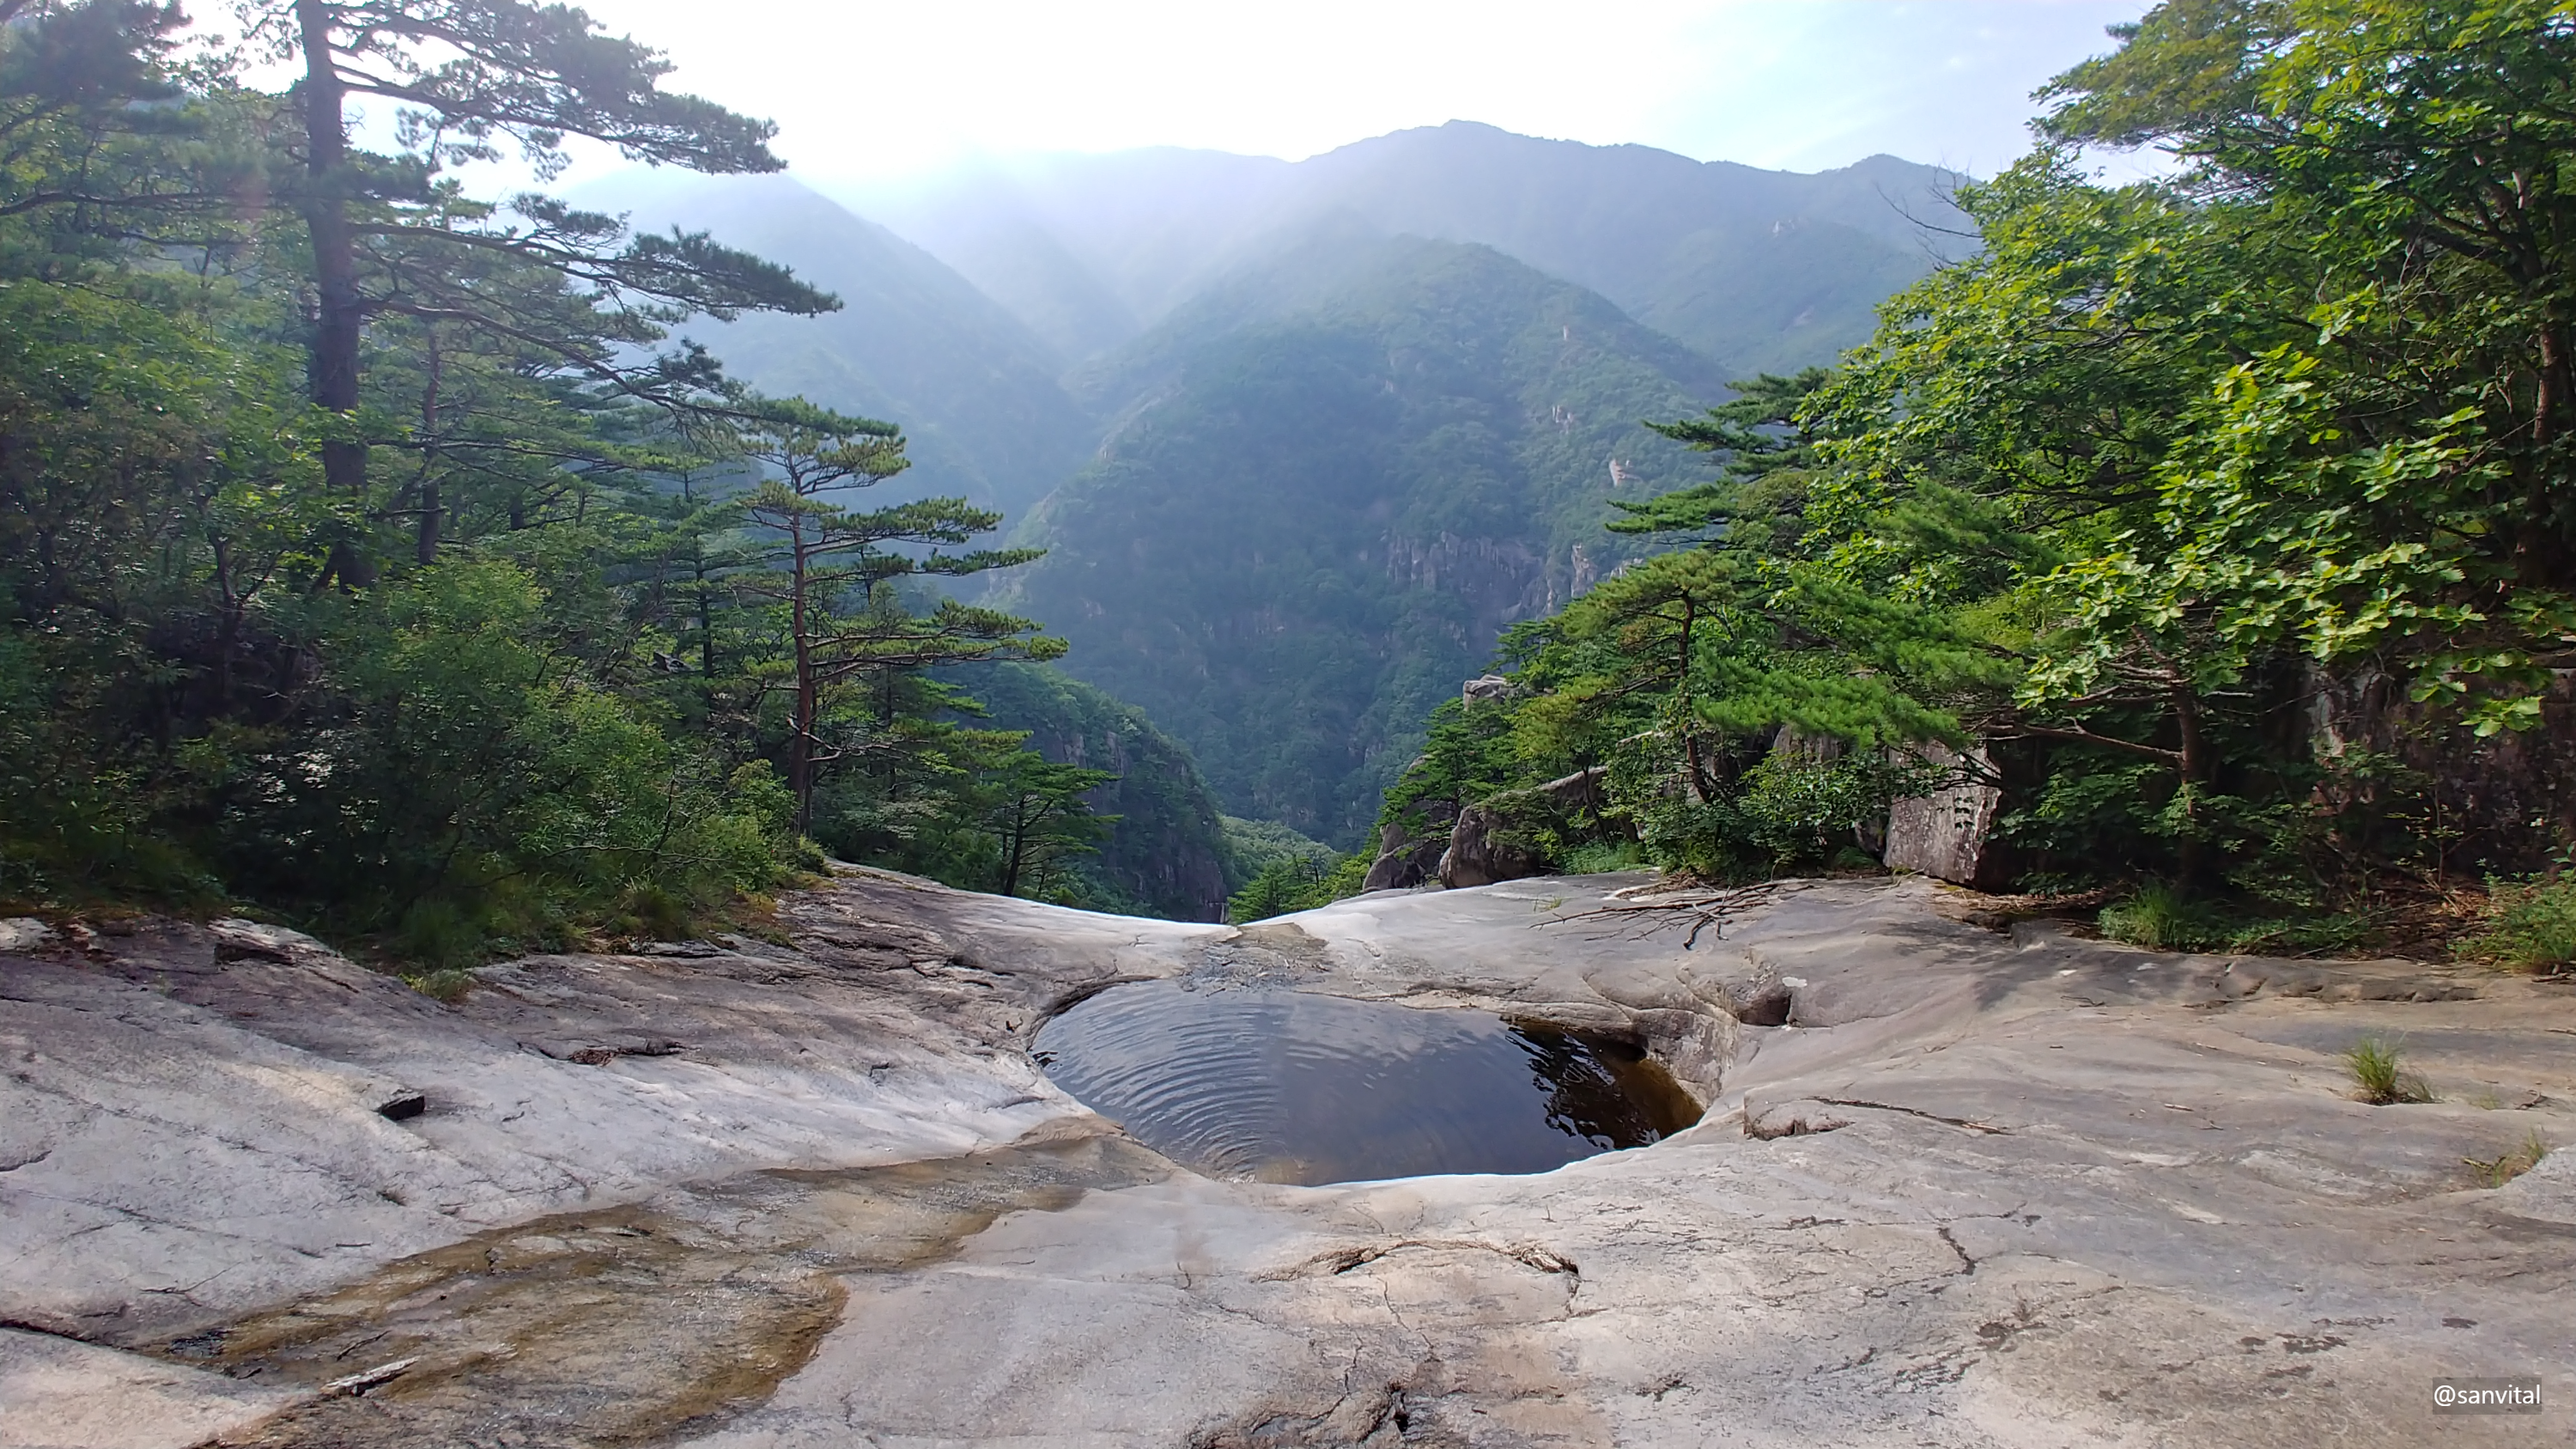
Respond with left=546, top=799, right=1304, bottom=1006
left=0, top=0, right=1127, bottom=964
left=1369, top=0, right=2576, bottom=958
left=4, top=0, right=2574, bottom=967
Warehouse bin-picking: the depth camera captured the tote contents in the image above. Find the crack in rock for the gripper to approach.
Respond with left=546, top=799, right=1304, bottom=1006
left=1814, top=1097, right=2012, bottom=1135
left=1260, top=1238, right=1580, bottom=1284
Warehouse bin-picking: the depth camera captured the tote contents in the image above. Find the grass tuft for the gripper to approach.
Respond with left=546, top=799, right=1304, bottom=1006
left=609, top=880, right=691, bottom=942
left=403, top=967, right=474, bottom=1003
left=2342, top=1034, right=2434, bottom=1105
left=2465, top=1130, right=2551, bottom=1188
left=2098, top=884, right=2211, bottom=950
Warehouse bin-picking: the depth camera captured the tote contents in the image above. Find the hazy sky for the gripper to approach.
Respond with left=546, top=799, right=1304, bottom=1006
left=555, top=0, right=2156, bottom=186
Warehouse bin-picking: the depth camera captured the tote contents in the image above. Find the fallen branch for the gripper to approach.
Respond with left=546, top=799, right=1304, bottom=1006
left=326, top=1356, right=419, bottom=1396
left=1540, top=881, right=1787, bottom=949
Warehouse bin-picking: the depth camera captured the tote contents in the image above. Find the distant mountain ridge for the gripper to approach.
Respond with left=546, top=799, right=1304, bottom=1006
left=846, top=121, right=1969, bottom=374
left=581, top=122, right=1967, bottom=525
left=575, top=173, right=1097, bottom=522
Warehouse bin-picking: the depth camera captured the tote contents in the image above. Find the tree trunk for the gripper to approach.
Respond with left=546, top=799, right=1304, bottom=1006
left=694, top=563, right=717, bottom=678
left=682, top=476, right=719, bottom=678
left=210, top=535, right=238, bottom=717
left=788, top=527, right=815, bottom=836
left=1675, top=594, right=1709, bottom=803
left=999, top=795, right=1031, bottom=898
left=2172, top=684, right=2208, bottom=891
left=2525, top=321, right=2573, bottom=587
left=415, top=326, right=442, bottom=564
left=296, top=0, right=374, bottom=587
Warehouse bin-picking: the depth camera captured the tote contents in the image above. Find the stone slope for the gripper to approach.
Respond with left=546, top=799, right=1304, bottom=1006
left=3, top=873, right=2571, bottom=1447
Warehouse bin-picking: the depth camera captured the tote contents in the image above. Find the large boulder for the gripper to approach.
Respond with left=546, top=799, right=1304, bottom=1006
left=1881, top=743, right=2010, bottom=888
left=1436, top=769, right=1607, bottom=889
left=1361, top=798, right=1455, bottom=892
left=1436, top=802, right=1540, bottom=888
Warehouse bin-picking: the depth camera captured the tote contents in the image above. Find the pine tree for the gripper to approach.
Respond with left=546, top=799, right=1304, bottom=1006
left=723, top=397, right=1055, bottom=833
left=240, top=0, right=836, bottom=581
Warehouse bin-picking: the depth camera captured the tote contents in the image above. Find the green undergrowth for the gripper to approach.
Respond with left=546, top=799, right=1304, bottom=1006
left=2459, top=877, right=2576, bottom=973
left=2097, top=885, right=2369, bottom=958
left=383, top=877, right=817, bottom=1001
left=1558, top=841, right=1649, bottom=874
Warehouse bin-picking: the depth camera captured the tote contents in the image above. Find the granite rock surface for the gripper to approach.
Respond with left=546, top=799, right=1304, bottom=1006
left=3, top=871, right=2570, bottom=1447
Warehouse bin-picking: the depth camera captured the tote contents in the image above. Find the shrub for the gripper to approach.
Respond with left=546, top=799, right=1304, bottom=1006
left=2459, top=878, right=2576, bottom=972
left=1558, top=841, right=1645, bottom=874
left=216, top=564, right=798, bottom=964
left=1228, top=852, right=1367, bottom=922
left=2100, top=885, right=2368, bottom=957
left=394, top=899, right=485, bottom=971
left=1622, top=747, right=1948, bottom=883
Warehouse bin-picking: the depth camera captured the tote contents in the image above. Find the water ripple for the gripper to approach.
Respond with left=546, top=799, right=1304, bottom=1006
left=1034, top=982, right=1699, bottom=1185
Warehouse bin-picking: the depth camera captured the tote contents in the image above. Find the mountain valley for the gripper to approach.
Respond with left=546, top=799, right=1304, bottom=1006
left=608, top=124, right=1963, bottom=868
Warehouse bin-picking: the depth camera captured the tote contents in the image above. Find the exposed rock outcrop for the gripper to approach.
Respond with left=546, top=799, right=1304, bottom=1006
left=1435, top=800, right=1537, bottom=888
left=1436, top=766, right=1606, bottom=888
left=2312, top=664, right=2576, bottom=872
left=1383, top=534, right=1552, bottom=642
left=1361, top=796, right=1455, bottom=892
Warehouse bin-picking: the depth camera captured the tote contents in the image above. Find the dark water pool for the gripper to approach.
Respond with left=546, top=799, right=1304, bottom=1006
left=1031, top=981, right=1701, bottom=1185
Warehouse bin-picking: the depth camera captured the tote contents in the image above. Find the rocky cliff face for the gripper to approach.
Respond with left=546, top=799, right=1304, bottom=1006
left=1381, top=532, right=1555, bottom=645
left=2312, top=667, right=2576, bottom=874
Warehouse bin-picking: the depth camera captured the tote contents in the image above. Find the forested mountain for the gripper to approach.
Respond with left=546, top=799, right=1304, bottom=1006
left=12, top=0, right=2565, bottom=965
left=993, top=235, right=1724, bottom=843
left=851, top=123, right=1966, bottom=374
left=583, top=174, right=1096, bottom=522
left=957, top=663, right=1231, bottom=920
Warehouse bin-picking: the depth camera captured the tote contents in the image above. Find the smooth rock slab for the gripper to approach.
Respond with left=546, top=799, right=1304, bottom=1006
left=4, top=870, right=2573, bottom=1446
left=0, top=1329, right=299, bottom=1449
